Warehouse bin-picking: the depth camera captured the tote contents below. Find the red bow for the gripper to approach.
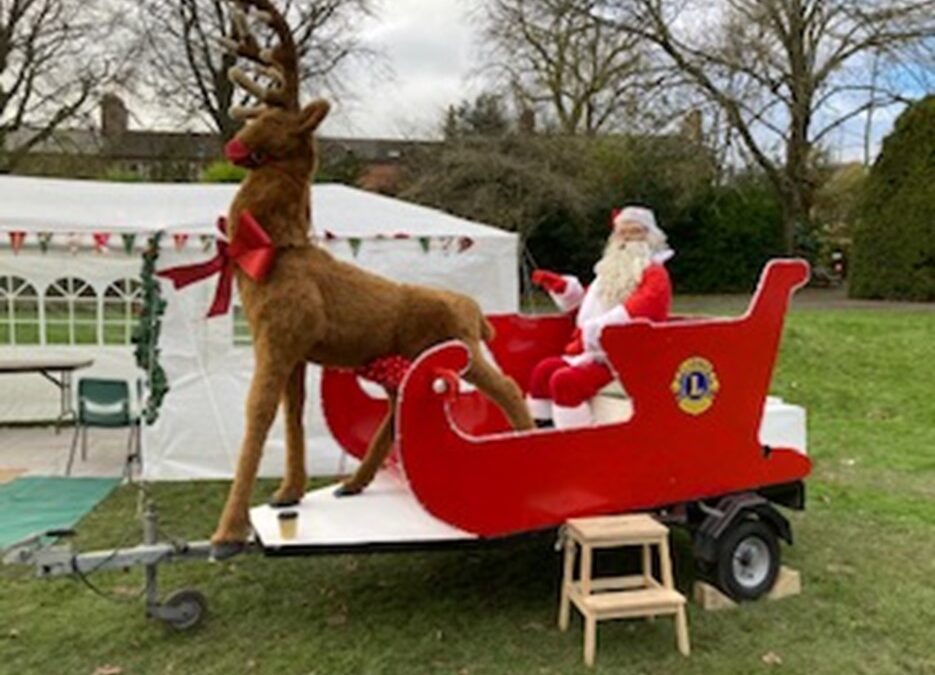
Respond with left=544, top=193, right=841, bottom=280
left=157, top=211, right=275, bottom=317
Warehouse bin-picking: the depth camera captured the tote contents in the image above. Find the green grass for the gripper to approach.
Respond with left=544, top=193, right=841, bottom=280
left=2, top=306, right=935, bottom=674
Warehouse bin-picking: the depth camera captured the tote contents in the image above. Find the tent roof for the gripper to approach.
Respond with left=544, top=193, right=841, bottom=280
left=0, top=176, right=511, bottom=239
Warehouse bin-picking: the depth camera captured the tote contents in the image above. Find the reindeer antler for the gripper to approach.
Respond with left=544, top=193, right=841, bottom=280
left=220, top=0, right=300, bottom=117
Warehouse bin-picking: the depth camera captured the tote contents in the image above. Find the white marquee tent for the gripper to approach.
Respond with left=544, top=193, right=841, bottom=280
left=0, top=175, right=519, bottom=479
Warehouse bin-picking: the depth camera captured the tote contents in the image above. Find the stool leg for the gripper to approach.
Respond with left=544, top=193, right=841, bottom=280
left=580, top=544, right=593, bottom=596
left=584, top=613, right=597, bottom=667
left=559, top=539, right=575, bottom=631
left=659, top=536, right=675, bottom=590
left=675, top=605, right=690, bottom=656
left=642, top=543, right=655, bottom=622
left=642, top=544, right=652, bottom=586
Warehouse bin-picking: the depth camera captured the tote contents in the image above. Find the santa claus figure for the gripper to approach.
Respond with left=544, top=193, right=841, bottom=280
left=528, top=205, right=673, bottom=428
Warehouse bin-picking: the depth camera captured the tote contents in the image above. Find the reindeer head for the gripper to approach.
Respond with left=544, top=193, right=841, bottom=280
left=220, top=0, right=330, bottom=172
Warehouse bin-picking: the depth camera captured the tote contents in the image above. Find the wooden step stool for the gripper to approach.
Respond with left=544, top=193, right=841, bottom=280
left=559, top=514, right=690, bottom=666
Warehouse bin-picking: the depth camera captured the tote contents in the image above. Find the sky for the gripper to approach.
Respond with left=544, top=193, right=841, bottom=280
left=121, top=0, right=915, bottom=162
left=322, top=0, right=482, bottom=140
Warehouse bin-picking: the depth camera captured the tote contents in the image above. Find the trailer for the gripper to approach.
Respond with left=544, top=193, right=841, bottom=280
left=3, top=259, right=811, bottom=629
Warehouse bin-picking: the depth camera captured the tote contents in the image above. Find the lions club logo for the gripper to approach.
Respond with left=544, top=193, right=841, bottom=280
left=671, top=357, right=720, bottom=416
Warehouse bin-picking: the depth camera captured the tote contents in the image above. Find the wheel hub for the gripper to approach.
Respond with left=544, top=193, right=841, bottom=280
left=732, top=536, right=771, bottom=589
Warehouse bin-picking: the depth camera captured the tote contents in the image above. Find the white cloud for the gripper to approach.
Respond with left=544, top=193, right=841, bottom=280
left=324, top=0, right=484, bottom=139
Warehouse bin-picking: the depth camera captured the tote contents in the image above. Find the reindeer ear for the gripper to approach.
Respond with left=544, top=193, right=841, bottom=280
left=297, top=99, right=330, bottom=134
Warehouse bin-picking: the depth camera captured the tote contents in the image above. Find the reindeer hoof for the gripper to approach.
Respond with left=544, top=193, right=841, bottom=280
left=333, top=483, right=363, bottom=498
left=209, top=541, right=247, bottom=562
left=268, top=495, right=301, bottom=508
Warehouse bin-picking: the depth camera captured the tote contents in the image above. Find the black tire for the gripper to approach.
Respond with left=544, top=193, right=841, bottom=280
left=162, top=589, right=207, bottom=631
left=714, top=519, right=780, bottom=601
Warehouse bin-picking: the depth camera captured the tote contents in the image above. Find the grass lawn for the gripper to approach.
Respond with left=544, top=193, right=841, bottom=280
left=2, top=301, right=935, bottom=674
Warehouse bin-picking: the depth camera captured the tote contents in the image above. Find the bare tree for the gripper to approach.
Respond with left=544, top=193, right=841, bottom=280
left=594, top=0, right=935, bottom=252
left=135, top=0, right=375, bottom=139
left=0, top=0, right=118, bottom=172
left=480, top=0, right=663, bottom=135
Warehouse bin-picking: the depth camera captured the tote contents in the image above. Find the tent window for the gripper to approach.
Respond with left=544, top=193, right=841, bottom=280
left=103, top=279, right=143, bottom=345
left=0, top=276, right=40, bottom=346
left=233, top=303, right=252, bottom=347
left=45, top=278, right=99, bottom=345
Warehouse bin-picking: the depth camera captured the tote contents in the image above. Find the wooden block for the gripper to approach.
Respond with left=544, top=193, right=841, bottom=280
left=692, top=581, right=737, bottom=611
left=693, top=566, right=802, bottom=610
left=766, top=566, right=802, bottom=600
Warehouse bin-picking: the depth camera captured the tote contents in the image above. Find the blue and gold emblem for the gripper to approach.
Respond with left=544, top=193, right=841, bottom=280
left=671, top=357, right=720, bottom=415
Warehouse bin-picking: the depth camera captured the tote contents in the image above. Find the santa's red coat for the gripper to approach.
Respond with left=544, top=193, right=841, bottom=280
left=530, top=262, right=672, bottom=407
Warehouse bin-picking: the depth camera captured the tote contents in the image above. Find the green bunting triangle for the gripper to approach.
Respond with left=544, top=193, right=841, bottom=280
left=122, top=233, right=136, bottom=255
left=38, top=232, right=53, bottom=253
left=348, top=237, right=362, bottom=257
left=418, top=236, right=431, bottom=253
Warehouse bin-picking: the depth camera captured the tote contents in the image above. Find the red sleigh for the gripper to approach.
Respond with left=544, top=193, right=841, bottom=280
left=320, top=259, right=812, bottom=541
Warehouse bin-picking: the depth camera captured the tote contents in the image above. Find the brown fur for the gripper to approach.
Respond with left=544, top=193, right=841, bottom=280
left=210, top=3, right=532, bottom=546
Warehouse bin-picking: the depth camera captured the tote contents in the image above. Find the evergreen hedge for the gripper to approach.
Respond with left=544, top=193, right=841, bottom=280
left=850, top=96, right=935, bottom=301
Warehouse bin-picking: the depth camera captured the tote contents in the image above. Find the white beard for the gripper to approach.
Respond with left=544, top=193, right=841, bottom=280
left=594, top=240, right=652, bottom=308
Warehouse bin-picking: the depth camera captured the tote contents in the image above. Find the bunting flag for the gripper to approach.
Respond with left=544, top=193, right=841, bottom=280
left=200, top=234, right=214, bottom=252
left=67, top=233, right=81, bottom=255
left=393, top=232, right=410, bottom=239
left=173, top=233, right=189, bottom=251
left=122, top=233, right=137, bottom=255
left=324, top=230, right=337, bottom=241
left=440, top=236, right=455, bottom=255
left=93, top=232, right=111, bottom=253
left=38, top=232, right=53, bottom=253
left=9, top=231, right=26, bottom=254
left=418, top=236, right=431, bottom=253
left=458, top=236, right=475, bottom=253
left=348, top=237, right=362, bottom=257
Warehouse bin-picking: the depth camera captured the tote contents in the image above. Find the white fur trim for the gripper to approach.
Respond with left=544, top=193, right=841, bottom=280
left=526, top=396, right=552, bottom=420
left=549, top=276, right=585, bottom=312
left=553, top=402, right=593, bottom=429
left=599, top=304, right=630, bottom=327
left=563, top=353, right=596, bottom=368
left=617, top=206, right=658, bottom=234
left=576, top=283, right=607, bottom=326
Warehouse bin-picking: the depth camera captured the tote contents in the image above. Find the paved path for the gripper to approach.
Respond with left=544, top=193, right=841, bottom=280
left=674, top=286, right=935, bottom=315
left=0, top=426, right=130, bottom=478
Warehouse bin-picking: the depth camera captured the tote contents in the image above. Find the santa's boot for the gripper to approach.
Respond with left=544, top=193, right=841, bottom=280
left=526, top=395, right=554, bottom=428
left=552, top=401, right=593, bottom=429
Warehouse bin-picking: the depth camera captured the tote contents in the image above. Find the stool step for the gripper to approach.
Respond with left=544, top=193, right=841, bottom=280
left=567, top=514, right=667, bottom=543
left=578, top=588, right=685, bottom=616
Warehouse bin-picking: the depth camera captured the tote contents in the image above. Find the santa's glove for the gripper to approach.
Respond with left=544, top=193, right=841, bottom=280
left=531, top=269, right=567, bottom=294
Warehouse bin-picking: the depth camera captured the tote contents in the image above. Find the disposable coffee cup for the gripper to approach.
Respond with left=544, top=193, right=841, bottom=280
left=278, top=510, right=298, bottom=540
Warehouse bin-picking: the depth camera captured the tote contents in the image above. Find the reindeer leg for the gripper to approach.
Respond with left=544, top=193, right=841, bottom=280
left=335, top=394, right=396, bottom=497
left=211, top=355, right=294, bottom=560
left=463, top=343, right=535, bottom=430
left=270, top=362, right=307, bottom=507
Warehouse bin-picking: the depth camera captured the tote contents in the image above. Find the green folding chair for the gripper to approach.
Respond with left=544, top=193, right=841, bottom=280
left=65, top=378, right=141, bottom=478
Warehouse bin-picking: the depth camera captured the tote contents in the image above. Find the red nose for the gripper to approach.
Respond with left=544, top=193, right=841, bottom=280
left=224, top=138, right=252, bottom=166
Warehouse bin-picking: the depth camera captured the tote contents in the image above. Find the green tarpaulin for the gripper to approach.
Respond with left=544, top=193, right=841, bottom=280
left=0, top=477, right=119, bottom=549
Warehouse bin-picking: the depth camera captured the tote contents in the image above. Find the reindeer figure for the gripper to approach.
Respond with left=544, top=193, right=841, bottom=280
left=200, top=0, right=533, bottom=559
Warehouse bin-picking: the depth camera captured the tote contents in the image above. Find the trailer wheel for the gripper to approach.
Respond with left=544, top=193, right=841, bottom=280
left=162, top=589, right=207, bottom=631
left=715, top=519, right=780, bottom=601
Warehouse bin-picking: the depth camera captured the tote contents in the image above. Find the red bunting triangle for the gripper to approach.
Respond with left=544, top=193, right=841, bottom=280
left=93, top=232, right=111, bottom=253
left=9, top=231, right=26, bottom=254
